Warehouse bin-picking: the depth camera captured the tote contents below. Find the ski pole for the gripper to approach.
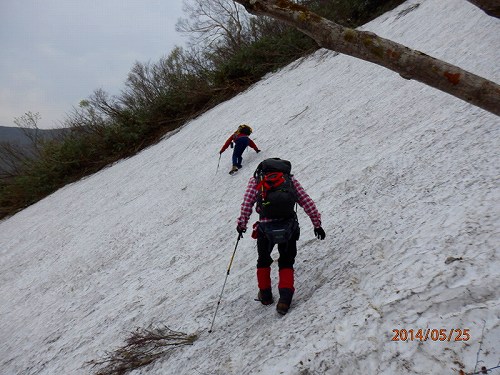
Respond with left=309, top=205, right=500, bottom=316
left=216, top=153, right=221, bottom=175
left=208, top=233, right=242, bottom=333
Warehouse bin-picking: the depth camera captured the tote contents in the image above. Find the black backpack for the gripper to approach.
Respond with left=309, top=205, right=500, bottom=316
left=254, top=158, right=297, bottom=220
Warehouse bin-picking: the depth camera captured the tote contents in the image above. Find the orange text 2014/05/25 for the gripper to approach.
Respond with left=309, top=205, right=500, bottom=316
left=391, top=328, right=471, bottom=342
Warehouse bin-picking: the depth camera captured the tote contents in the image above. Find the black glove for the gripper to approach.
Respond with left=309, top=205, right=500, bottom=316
left=237, top=226, right=246, bottom=235
left=314, top=227, right=326, bottom=240
left=256, top=149, right=261, bottom=153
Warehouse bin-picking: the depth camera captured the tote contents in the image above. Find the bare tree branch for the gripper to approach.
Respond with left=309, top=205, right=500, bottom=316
left=13, top=111, right=43, bottom=154
left=177, top=0, right=256, bottom=53
left=233, top=0, right=500, bottom=116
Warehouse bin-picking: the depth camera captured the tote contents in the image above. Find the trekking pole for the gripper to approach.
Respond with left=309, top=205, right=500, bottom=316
left=216, top=153, right=221, bottom=175
left=208, top=233, right=242, bottom=333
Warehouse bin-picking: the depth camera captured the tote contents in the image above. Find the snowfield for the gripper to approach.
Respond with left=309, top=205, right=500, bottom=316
left=1, top=0, right=499, bottom=374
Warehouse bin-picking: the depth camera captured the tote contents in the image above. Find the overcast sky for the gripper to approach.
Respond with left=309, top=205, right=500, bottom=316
left=0, top=1, right=185, bottom=129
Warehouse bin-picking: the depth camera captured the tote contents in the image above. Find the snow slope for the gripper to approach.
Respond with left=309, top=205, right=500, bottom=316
left=1, top=0, right=499, bottom=374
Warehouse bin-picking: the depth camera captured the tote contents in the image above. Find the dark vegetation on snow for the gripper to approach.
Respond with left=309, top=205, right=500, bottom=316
left=86, top=326, right=197, bottom=375
left=0, top=0, right=404, bottom=219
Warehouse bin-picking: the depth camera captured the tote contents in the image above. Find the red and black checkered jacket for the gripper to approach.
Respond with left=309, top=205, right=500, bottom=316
left=237, top=176, right=322, bottom=230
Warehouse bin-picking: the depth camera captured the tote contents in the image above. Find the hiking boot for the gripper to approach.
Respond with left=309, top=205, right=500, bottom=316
left=276, top=301, right=290, bottom=315
left=276, top=287, right=294, bottom=315
left=229, top=166, right=238, bottom=174
left=257, top=288, right=274, bottom=305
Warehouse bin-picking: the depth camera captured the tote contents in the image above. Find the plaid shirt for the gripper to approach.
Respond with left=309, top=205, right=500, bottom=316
left=237, top=176, right=322, bottom=230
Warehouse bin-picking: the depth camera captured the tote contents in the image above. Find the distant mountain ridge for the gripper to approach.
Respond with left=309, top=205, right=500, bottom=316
left=0, top=126, right=64, bottom=146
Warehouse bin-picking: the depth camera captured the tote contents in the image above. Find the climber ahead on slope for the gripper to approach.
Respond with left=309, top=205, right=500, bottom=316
left=219, top=124, right=260, bottom=175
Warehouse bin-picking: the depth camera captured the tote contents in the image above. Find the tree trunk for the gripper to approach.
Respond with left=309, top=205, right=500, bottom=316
left=233, top=0, right=500, bottom=116
left=467, top=0, right=500, bottom=18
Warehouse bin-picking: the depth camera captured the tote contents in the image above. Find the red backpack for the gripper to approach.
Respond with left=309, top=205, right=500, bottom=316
left=254, top=158, right=297, bottom=220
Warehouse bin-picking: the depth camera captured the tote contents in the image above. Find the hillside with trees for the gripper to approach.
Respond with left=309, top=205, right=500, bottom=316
left=0, top=0, right=405, bottom=219
left=0, top=1, right=498, bottom=373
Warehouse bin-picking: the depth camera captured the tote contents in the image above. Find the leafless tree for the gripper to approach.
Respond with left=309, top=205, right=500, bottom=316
left=176, top=0, right=257, bottom=54
left=13, top=111, right=42, bottom=153
left=232, top=0, right=500, bottom=116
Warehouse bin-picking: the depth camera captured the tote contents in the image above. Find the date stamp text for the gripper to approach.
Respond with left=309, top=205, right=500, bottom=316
left=391, top=328, right=470, bottom=342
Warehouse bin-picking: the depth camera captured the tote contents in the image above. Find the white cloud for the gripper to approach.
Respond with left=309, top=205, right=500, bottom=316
left=0, top=0, right=185, bottom=128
